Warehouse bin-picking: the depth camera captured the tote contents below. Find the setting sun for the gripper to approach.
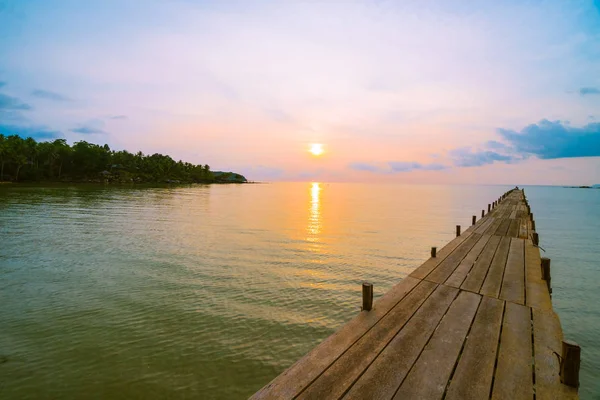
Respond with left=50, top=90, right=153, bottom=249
left=309, top=143, right=324, bottom=156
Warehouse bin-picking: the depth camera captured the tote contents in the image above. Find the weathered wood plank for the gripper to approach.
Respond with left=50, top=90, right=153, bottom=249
left=426, top=233, right=482, bottom=284
left=250, top=276, right=421, bottom=400
left=474, top=216, right=495, bottom=234
left=491, top=302, right=533, bottom=400
left=499, top=238, right=525, bottom=305
left=533, top=308, right=579, bottom=399
left=507, top=218, right=520, bottom=237
left=509, top=209, right=517, bottom=219
left=445, top=235, right=492, bottom=288
left=410, top=231, right=473, bottom=280
left=461, top=235, right=502, bottom=293
left=518, top=217, right=528, bottom=239
left=484, top=217, right=502, bottom=236
left=480, top=236, right=511, bottom=298
left=495, top=218, right=511, bottom=236
left=445, top=296, right=504, bottom=400
left=296, top=280, right=437, bottom=399
left=342, top=285, right=459, bottom=400
left=393, top=291, right=481, bottom=400
left=525, top=239, right=552, bottom=310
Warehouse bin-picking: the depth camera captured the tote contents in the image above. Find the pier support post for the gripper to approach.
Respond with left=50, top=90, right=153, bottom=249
left=560, top=340, right=581, bottom=388
left=362, top=283, right=373, bottom=311
left=531, top=220, right=536, bottom=231
left=472, top=215, right=476, bottom=226
left=533, top=232, right=539, bottom=246
left=488, top=204, right=491, bottom=212
left=481, top=210, right=485, bottom=218
left=541, top=257, right=552, bottom=293
left=530, top=213, right=534, bottom=221
left=456, top=225, right=461, bottom=237
left=431, top=247, right=437, bottom=258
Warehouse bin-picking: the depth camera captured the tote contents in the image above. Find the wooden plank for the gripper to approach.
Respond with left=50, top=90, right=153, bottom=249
left=410, top=231, right=473, bottom=280
left=393, top=291, right=481, bottom=400
left=491, top=302, right=533, bottom=400
left=474, top=217, right=495, bottom=234
left=480, top=236, right=511, bottom=298
left=445, top=234, right=492, bottom=288
left=518, top=217, right=528, bottom=239
left=495, top=218, right=511, bottom=236
left=533, top=308, right=579, bottom=399
left=461, top=235, right=502, bottom=293
left=525, top=240, right=552, bottom=310
left=509, top=209, right=517, bottom=219
left=484, top=217, right=502, bottom=236
left=499, top=238, right=525, bottom=305
left=426, top=233, right=482, bottom=284
left=250, top=276, right=421, bottom=400
left=343, top=285, right=459, bottom=400
left=445, top=296, right=504, bottom=400
left=507, top=219, right=520, bottom=238
left=296, top=280, right=437, bottom=399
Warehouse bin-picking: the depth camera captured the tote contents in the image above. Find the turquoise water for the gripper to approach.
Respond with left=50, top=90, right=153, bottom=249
left=0, top=183, right=597, bottom=398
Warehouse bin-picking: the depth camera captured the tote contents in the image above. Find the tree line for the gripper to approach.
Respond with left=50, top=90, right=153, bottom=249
left=0, top=134, right=231, bottom=183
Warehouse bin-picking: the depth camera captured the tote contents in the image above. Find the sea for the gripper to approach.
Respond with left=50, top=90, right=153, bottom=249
left=0, top=183, right=598, bottom=399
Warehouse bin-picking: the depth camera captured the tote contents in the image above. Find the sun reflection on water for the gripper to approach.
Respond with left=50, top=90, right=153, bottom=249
left=307, top=182, right=322, bottom=240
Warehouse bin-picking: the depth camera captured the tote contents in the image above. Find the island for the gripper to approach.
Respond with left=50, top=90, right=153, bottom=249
left=0, top=134, right=247, bottom=184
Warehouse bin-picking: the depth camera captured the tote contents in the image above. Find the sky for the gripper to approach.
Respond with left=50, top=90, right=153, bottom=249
left=1, top=0, right=600, bottom=184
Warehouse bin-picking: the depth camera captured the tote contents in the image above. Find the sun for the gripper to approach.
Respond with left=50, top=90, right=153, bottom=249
left=309, top=143, right=324, bottom=156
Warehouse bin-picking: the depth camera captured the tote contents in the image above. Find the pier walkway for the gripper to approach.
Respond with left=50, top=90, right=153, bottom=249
left=252, top=189, right=579, bottom=399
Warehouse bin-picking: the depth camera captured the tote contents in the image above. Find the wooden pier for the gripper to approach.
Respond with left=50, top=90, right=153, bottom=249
left=252, top=189, right=580, bottom=400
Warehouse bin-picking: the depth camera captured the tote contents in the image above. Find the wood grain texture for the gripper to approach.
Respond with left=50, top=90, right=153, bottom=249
left=480, top=236, right=511, bottom=298
left=491, top=302, right=533, bottom=400
left=445, top=235, right=492, bottom=288
left=445, top=296, right=504, bottom=400
left=461, top=235, right=502, bottom=293
left=500, top=238, right=525, bottom=305
left=393, top=291, right=481, bottom=400
left=426, top=233, right=482, bottom=284
left=409, top=231, right=473, bottom=280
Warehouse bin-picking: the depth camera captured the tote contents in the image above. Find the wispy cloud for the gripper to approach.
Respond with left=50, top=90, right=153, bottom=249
left=71, top=126, right=106, bottom=134
left=450, top=148, right=518, bottom=167
left=497, top=119, right=600, bottom=159
left=0, top=124, right=62, bottom=140
left=31, top=89, right=71, bottom=102
left=108, top=115, right=128, bottom=120
left=350, top=161, right=447, bottom=173
left=579, top=87, right=600, bottom=96
left=0, top=93, right=32, bottom=111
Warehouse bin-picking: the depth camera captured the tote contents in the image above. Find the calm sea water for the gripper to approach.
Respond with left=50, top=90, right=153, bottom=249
left=0, top=183, right=597, bottom=399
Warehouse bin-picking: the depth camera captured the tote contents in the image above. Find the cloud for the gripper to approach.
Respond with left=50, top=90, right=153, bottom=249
left=0, top=93, right=32, bottom=110
left=497, top=119, right=600, bottom=159
left=389, top=161, right=447, bottom=172
left=349, top=161, right=447, bottom=173
left=579, top=87, right=600, bottom=96
left=108, top=115, right=128, bottom=120
left=349, top=162, right=381, bottom=172
left=0, top=124, right=62, bottom=140
left=71, top=126, right=106, bottom=134
left=31, top=89, right=71, bottom=101
left=450, top=147, right=518, bottom=167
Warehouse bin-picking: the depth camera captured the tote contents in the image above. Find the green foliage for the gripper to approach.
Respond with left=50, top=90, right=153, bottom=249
left=0, top=134, right=218, bottom=183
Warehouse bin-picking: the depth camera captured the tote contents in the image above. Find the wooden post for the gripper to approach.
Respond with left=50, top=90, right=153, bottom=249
left=472, top=215, right=476, bottom=226
left=362, top=282, right=373, bottom=311
left=488, top=204, right=491, bottom=212
left=481, top=209, right=485, bottom=218
left=541, top=257, right=551, bottom=293
left=456, top=225, right=461, bottom=237
left=560, top=340, right=581, bottom=388
left=531, top=220, right=536, bottom=231
left=533, top=232, right=539, bottom=246
left=530, top=213, right=534, bottom=221
left=431, top=247, right=437, bottom=258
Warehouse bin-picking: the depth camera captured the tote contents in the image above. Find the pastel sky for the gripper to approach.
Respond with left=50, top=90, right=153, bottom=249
left=1, top=0, right=600, bottom=184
